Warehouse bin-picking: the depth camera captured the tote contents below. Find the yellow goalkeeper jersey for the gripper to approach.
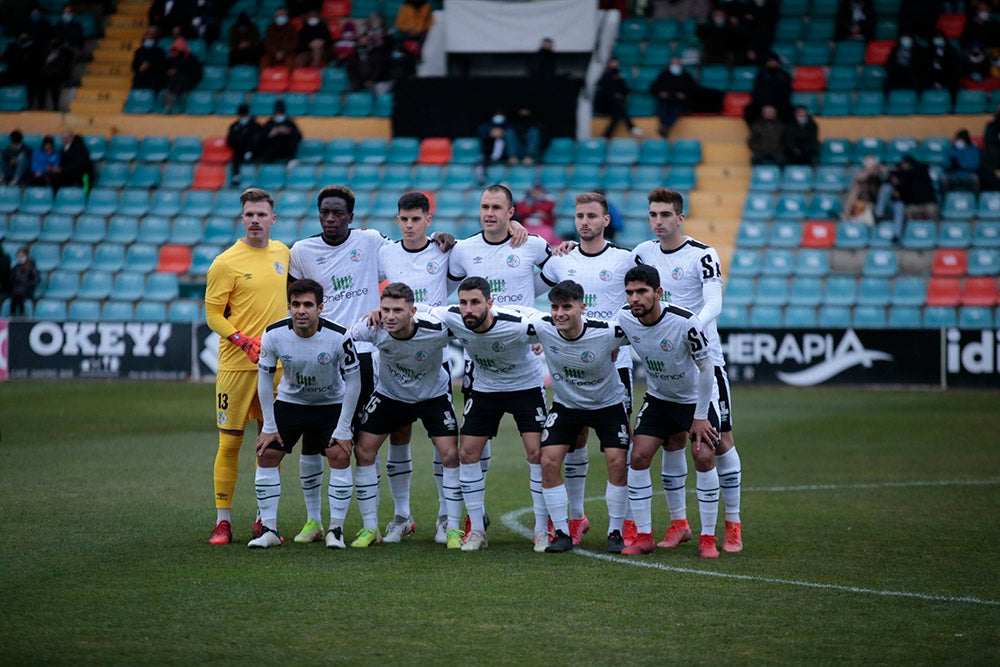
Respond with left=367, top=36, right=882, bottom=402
left=205, top=239, right=291, bottom=372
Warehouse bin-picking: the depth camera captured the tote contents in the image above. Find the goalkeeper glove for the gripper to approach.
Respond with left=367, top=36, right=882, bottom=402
left=228, top=331, right=261, bottom=363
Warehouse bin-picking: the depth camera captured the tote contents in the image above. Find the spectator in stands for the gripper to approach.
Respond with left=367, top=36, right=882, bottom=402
left=161, top=37, right=203, bottom=113
left=258, top=99, right=302, bottom=163
left=365, top=12, right=394, bottom=57
left=262, top=8, right=299, bottom=68
left=981, top=104, right=1000, bottom=191
left=226, top=103, right=261, bottom=187
left=747, top=104, right=785, bottom=165
left=649, top=57, right=697, bottom=138
left=959, top=41, right=994, bottom=83
left=594, top=57, right=643, bottom=138
left=508, top=106, right=545, bottom=165
left=783, top=105, right=819, bottom=166
left=842, top=154, right=888, bottom=224
left=477, top=108, right=513, bottom=172
left=0, top=130, right=31, bottom=187
left=736, top=0, right=779, bottom=65
left=34, top=37, right=73, bottom=111
left=926, top=30, right=962, bottom=99
left=29, top=135, right=60, bottom=188
left=57, top=129, right=94, bottom=191
left=52, top=4, right=85, bottom=57
left=8, top=246, right=40, bottom=318
left=186, top=0, right=221, bottom=44
left=345, top=32, right=388, bottom=92
left=297, top=8, right=333, bottom=68
left=941, top=128, right=981, bottom=193
left=332, top=18, right=360, bottom=64
left=747, top=52, right=792, bottom=123
left=697, top=8, right=740, bottom=66
left=879, top=154, right=939, bottom=242
left=835, top=0, right=875, bottom=40
left=228, top=12, right=262, bottom=67
left=132, top=28, right=167, bottom=92
left=24, top=6, right=52, bottom=45
left=1, top=32, right=38, bottom=89
left=0, top=242, right=10, bottom=308
left=961, top=1, right=1000, bottom=49
left=883, top=33, right=928, bottom=94
left=395, top=0, right=433, bottom=54
left=148, top=0, right=189, bottom=39
left=527, top=37, right=557, bottom=80
left=515, top=181, right=556, bottom=230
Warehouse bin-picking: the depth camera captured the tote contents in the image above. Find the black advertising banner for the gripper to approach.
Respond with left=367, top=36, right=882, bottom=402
left=944, top=328, right=1000, bottom=388
left=719, top=328, right=942, bottom=387
left=7, top=320, right=192, bottom=380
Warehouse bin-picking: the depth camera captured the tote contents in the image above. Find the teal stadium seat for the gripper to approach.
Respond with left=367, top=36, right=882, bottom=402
left=832, top=41, right=865, bottom=65
left=308, top=92, right=342, bottom=117
left=729, top=249, right=763, bottom=277
left=607, top=138, right=640, bottom=165
left=618, top=17, right=648, bottom=42
left=197, top=65, right=227, bottom=91
left=755, top=276, right=790, bottom=307
left=97, top=162, right=129, bottom=189
left=769, top=220, right=802, bottom=247
left=775, top=194, right=807, bottom=220
left=77, top=271, right=113, bottom=300
left=749, top=305, right=784, bottom=328
left=857, top=277, right=892, bottom=306
left=853, top=91, right=884, bottom=116
left=798, top=41, right=830, bottom=66
left=341, top=92, right=373, bottom=117
left=824, top=275, right=858, bottom=306
left=111, top=272, right=145, bottom=301
left=381, top=164, right=411, bottom=189
left=806, top=193, right=841, bottom=219
left=719, top=303, right=749, bottom=328
left=820, top=92, right=852, bottom=116
left=161, top=164, right=193, bottom=190
left=102, top=301, right=134, bottom=321
left=887, top=306, right=922, bottom=328
left=742, top=194, right=775, bottom=221
left=124, top=89, right=155, bottom=113
left=638, top=139, right=670, bottom=165
left=817, top=305, right=852, bottom=327
left=891, top=276, right=927, bottom=307
left=603, top=165, right=632, bottom=189
left=699, top=65, right=730, bottom=90
left=919, top=136, right=951, bottom=165
left=21, top=187, right=53, bottom=215
left=731, top=66, right=756, bottom=92
left=356, top=138, right=388, bottom=164
left=0, top=85, right=29, bottom=111
left=853, top=305, right=887, bottom=328
left=31, top=243, right=60, bottom=272
left=815, top=165, right=848, bottom=191
left=788, top=276, right=823, bottom=306
left=796, top=248, right=831, bottom=276
left=180, top=190, right=214, bottom=218
left=93, top=243, right=126, bottom=272
left=649, top=18, right=680, bottom=41
left=451, top=138, right=480, bottom=165
left=664, top=165, right=696, bottom=190
left=631, top=165, right=663, bottom=191
left=671, top=139, right=702, bottom=165
left=214, top=91, right=244, bottom=115
left=168, top=300, right=202, bottom=322
left=901, top=219, right=937, bottom=249
left=146, top=273, right=180, bottom=301
left=569, top=164, right=601, bottom=191
left=863, top=248, right=898, bottom=277
left=886, top=137, right=920, bottom=164
left=325, top=137, right=357, bottom=164
left=784, top=305, right=818, bottom=327
left=189, top=245, right=222, bottom=275
left=0, top=187, right=20, bottom=214
left=286, top=164, right=319, bottom=191
left=826, top=65, right=858, bottom=91
left=82, top=134, right=106, bottom=161
left=227, top=65, right=259, bottom=92
left=170, top=217, right=204, bottom=245
left=106, top=135, right=138, bottom=162
left=977, top=194, right=1000, bottom=223
left=168, top=136, right=203, bottom=163
left=943, top=191, right=976, bottom=220
left=52, top=188, right=85, bottom=216
left=576, top=138, right=607, bottom=165
left=7, top=214, right=40, bottom=243
left=939, top=221, right=972, bottom=248
left=351, top=164, right=381, bottom=190
left=296, top=138, right=325, bottom=164
left=955, top=89, right=987, bottom=115
left=854, top=136, right=886, bottom=162
left=387, top=137, right=420, bottom=164
left=967, top=249, right=1000, bottom=276
left=627, top=94, right=656, bottom=117
left=923, top=306, right=957, bottom=328
left=373, top=93, right=393, bottom=117
left=43, top=271, right=80, bottom=300
left=761, top=249, right=795, bottom=276
left=543, top=138, right=576, bottom=165
left=106, top=216, right=138, bottom=244
left=74, top=215, right=106, bottom=244
left=125, top=244, right=159, bottom=274
left=886, top=90, right=917, bottom=115
left=723, top=276, right=755, bottom=306
left=134, top=301, right=167, bottom=322
left=137, top=216, right=171, bottom=244
left=127, top=164, right=162, bottom=189
left=782, top=166, right=814, bottom=192
left=33, top=299, right=67, bottom=320
left=918, top=89, right=952, bottom=115
left=137, top=136, right=171, bottom=162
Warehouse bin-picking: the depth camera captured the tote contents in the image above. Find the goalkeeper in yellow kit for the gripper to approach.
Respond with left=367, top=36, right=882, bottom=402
left=205, top=188, right=290, bottom=544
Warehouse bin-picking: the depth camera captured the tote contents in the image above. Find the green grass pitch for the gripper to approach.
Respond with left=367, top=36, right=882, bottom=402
left=1, top=381, right=998, bottom=665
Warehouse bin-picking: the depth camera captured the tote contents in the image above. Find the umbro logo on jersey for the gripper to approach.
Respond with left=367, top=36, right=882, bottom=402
left=472, top=256, right=484, bottom=264
left=243, top=273, right=252, bottom=280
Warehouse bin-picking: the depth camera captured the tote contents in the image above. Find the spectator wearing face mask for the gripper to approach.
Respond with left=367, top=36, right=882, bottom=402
left=926, top=30, right=961, bottom=99
left=941, top=129, right=981, bottom=194
left=297, top=9, right=333, bottom=68
left=835, top=0, right=875, bottom=41
left=132, top=28, right=167, bottom=91
left=477, top=108, right=513, bottom=171
left=883, top=33, right=928, bottom=94
left=649, top=57, right=697, bottom=138
left=228, top=11, right=262, bottom=67
left=9, top=246, right=40, bottom=318
left=161, top=36, right=203, bottom=114
left=960, top=41, right=995, bottom=83
left=697, top=8, right=739, bottom=66
left=262, top=8, right=299, bottom=68
left=748, top=104, right=785, bottom=165
left=258, top=100, right=302, bottom=164
left=52, top=4, right=84, bottom=55
left=747, top=52, right=792, bottom=123
left=783, top=105, right=819, bottom=166
left=594, top=58, right=643, bottom=138
left=226, top=103, right=261, bottom=186
left=961, top=2, right=1000, bottom=50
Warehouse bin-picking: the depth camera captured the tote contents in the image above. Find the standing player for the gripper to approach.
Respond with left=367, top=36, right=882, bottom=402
left=617, top=265, right=721, bottom=557
left=540, top=191, right=635, bottom=544
left=631, top=186, right=743, bottom=553
left=528, top=280, right=631, bottom=554
left=205, top=187, right=290, bottom=545
left=348, top=283, right=464, bottom=549
left=430, top=277, right=549, bottom=552
left=250, top=279, right=361, bottom=548
left=447, top=184, right=552, bottom=529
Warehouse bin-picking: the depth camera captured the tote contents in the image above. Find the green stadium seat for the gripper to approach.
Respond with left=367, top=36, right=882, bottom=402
left=788, top=276, right=823, bottom=306
left=92, top=243, right=126, bottom=272
left=818, top=305, right=852, bottom=327
left=795, top=248, right=831, bottom=276
left=887, top=305, right=922, bottom=328
left=923, top=306, right=957, bottom=328
left=853, top=305, right=887, bottom=328
left=77, top=271, right=113, bottom=300
left=824, top=275, right=858, bottom=306
left=761, top=249, right=795, bottom=276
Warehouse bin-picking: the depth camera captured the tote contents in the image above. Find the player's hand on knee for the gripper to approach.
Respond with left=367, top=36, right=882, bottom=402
left=228, top=331, right=261, bottom=363
left=256, top=431, right=282, bottom=457
left=689, top=419, right=718, bottom=450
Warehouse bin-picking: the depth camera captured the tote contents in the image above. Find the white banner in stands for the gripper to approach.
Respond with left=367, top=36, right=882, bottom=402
left=443, top=0, right=598, bottom=53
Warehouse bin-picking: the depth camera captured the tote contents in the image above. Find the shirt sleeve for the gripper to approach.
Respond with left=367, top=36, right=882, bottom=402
left=698, top=281, right=723, bottom=327
left=204, top=257, right=237, bottom=338
left=257, top=332, right=278, bottom=432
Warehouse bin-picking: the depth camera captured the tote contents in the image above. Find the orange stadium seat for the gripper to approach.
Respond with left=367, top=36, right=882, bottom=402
left=792, top=66, right=827, bottom=92
left=925, top=277, right=961, bottom=306
left=290, top=67, right=321, bottom=93
left=864, top=40, right=895, bottom=65
left=321, top=0, right=351, bottom=19
left=961, top=277, right=998, bottom=306
left=192, top=164, right=226, bottom=190
left=931, top=248, right=968, bottom=277
left=801, top=220, right=836, bottom=248
left=722, top=92, right=751, bottom=118
left=201, top=136, right=233, bottom=164
left=418, top=138, right=453, bottom=164
left=258, top=66, right=290, bottom=93
left=157, top=244, right=193, bottom=274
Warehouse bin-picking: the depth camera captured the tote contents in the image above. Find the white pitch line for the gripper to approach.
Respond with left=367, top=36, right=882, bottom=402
left=501, top=478, right=1000, bottom=608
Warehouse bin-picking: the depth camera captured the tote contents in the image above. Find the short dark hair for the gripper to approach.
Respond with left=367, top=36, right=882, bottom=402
left=574, top=191, right=608, bottom=215
left=397, top=191, right=430, bottom=214
left=317, top=185, right=355, bottom=214
left=549, top=280, right=584, bottom=304
left=458, top=276, right=491, bottom=300
left=288, top=278, right=323, bottom=304
left=647, top=187, right=684, bottom=215
left=625, top=264, right=661, bottom=290
left=240, top=187, right=274, bottom=210
left=381, top=282, right=415, bottom=304
left=10, top=130, right=23, bottom=143
left=483, top=183, right=514, bottom=208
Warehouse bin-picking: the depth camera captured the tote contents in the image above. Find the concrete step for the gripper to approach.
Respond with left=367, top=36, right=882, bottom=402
left=91, top=48, right=136, bottom=64
left=687, top=190, right=744, bottom=219
left=702, top=141, right=751, bottom=165
left=69, top=99, right=124, bottom=117
left=80, top=74, right=132, bottom=90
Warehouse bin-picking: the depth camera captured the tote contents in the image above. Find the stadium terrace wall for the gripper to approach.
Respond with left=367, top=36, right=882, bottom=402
left=1, top=319, right=997, bottom=388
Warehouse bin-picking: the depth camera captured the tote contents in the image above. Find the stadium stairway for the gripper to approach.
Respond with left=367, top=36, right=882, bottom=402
left=70, top=0, right=149, bottom=117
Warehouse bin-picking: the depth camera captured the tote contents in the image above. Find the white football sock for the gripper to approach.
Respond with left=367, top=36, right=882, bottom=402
left=696, top=468, right=720, bottom=536
left=442, top=465, right=462, bottom=531
left=299, top=453, right=323, bottom=524
left=605, top=481, right=627, bottom=533
left=217, top=508, right=231, bottom=523
left=662, top=448, right=688, bottom=522
left=564, top=447, right=589, bottom=519
left=433, top=448, right=447, bottom=517
left=716, top=447, right=742, bottom=523
left=481, top=439, right=492, bottom=476
left=459, top=462, right=486, bottom=532
left=355, top=464, right=380, bottom=531
left=528, top=462, right=547, bottom=534
left=542, top=484, right=569, bottom=534
left=254, top=466, right=281, bottom=531
left=327, top=466, right=353, bottom=528
left=627, top=466, right=653, bottom=534
left=386, top=442, right=412, bottom=519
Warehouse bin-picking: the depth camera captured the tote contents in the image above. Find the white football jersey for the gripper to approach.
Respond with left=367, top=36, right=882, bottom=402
left=527, top=312, right=628, bottom=410
left=378, top=238, right=452, bottom=307
left=289, top=228, right=391, bottom=353
left=541, top=241, right=634, bottom=369
left=259, top=318, right=360, bottom=427
left=350, top=312, right=451, bottom=403
left=447, top=232, right=550, bottom=309
left=617, top=302, right=711, bottom=404
left=430, top=305, right=543, bottom=393
left=632, top=236, right=724, bottom=364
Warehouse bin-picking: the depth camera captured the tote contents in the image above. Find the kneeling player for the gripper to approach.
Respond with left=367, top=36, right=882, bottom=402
left=528, top=280, right=631, bottom=554
left=250, top=279, right=361, bottom=549
left=616, top=265, right=721, bottom=557
left=349, top=283, right=464, bottom=549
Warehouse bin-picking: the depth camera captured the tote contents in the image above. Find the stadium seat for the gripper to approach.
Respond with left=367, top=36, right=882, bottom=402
left=74, top=215, right=106, bottom=244
left=33, top=299, right=66, bottom=320
left=618, top=17, right=648, bottom=42
left=826, top=65, right=858, bottom=92
left=324, top=137, right=357, bottom=164
left=566, top=164, right=599, bottom=191
left=201, top=136, right=233, bottom=164
left=832, top=41, right=865, bottom=65
left=742, top=193, right=775, bottom=221
left=774, top=194, right=807, bottom=220
left=31, top=243, right=60, bottom=273
left=92, top=243, right=126, bottom=272
left=574, top=138, right=607, bottom=166
left=356, top=138, right=388, bottom=165
left=886, top=137, right=920, bottom=164
left=783, top=305, right=816, bottom=327
left=923, top=306, right=957, bottom=328
left=417, top=137, right=452, bottom=165
left=0, top=85, right=28, bottom=112
left=942, top=191, right=976, bottom=221
left=857, top=276, right=892, bottom=307
left=196, top=65, right=227, bottom=92
left=671, top=140, right=702, bottom=165
left=166, top=217, right=202, bottom=246
left=813, top=166, right=847, bottom=194
left=863, top=248, right=899, bottom=277
left=603, top=165, right=632, bottom=190
left=124, top=244, right=159, bottom=274
left=824, top=275, right=858, bottom=306
left=137, top=136, right=171, bottom=162
left=888, top=305, right=922, bottom=328
left=606, top=138, right=641, bottom=166
left=869, top=221, right=896, bottom=247
left=817, top=305, right=852, bottom=327
left=649, top=17, right=680, bottom=40
left=918, top=136, right=950, bottom=165
left=796, top=248, right=831, bottom=276
left=67, top=299, right=101, bottom=321
left=341, top=92, right=373, bottom=117
left=967, top=248, right=1000, bottom=276
left=43, top=271, right=79, bottom=300
left=189, top=244, right=222, bottom=275
left=372, top=93, right=393, bottom=118
left=106, top=135, right=139, bottom=162
left=799, top=40, right=831, bottom=66
left=101, top=300, right=133, bottom=321
left=134, top=301, right=167, bottom=322
left=958, top=306, right=993, bottom=328
left=755, top=276, right=790, bottom=307
left=306, top=91, right=340, bottom=117
left=749, top=165, right=781, bottom=192
left=900, top=219, right=937, bottom=250
left=852, top=305, right=886, bottom=328
left=145, top=273, right=180, bottom=301
left=918, top=89, right=952, bottom=115
left=631, top=165, right=664, bottom=191
left=39, top=214, right=74, bottom=243
left=718, top=303, right=749, bottom=328
left=77, top=271, right=113, bottom=300
left=936, top=12, right=966, bottom=37
left=976, top=194, right=1000, bottom=223
left=782, top=166, right=815, bottom=192
left=926, top=277, right=962, bottom=306
left=81, top=134, right=106, bottom=162
left=386, top=137, right=420, bottom=164
left=539, top=164, right=569, bottom=190
left=864, top=40, right=894, bottom=65
left=180, top=191, right=214, bottom=218
left=108, top=272, right=144, bottom=302
left=961, top=277, right=998, bottom=307
left=729, top=249, right=763, bottom=277
left=0, top=186, right=20, bottom=214
left=451, top=137, right=480, bottom=164
left=723, top=277, right=755, bottom=306
left=160, top=164, right=193, bottom=191
left=59, top=243, right=91, bottom=272
left=787, top=275, right=823, bottom=306
left=664, top=165, right=696, bottom=190
left=954, top=89, right=987, bottom=115
left=938, top=221, right=972, bottom=249
left=891, top=276, right=927, bottom=307
left=886, top=90, right=917, bottom=115
left=819, top=91, right=851, bottom=117
left=638, top=139, right=670, bottom=165
left=736, top=220, right=768, bottom=247
left=792, top=66, right=826, bottom=92
left=749, top=305, right=784, bottom=328
left=801, top=220, right=836, bottom=248
left=730, top=66, right=756, bottom=92
left=168, top=299, right=202, bottom=322
left=852, top=91, right=884, bottom=116
left=249, top=91, right=280, bottom=117
left=20, top=187, right=53, bottom=216
left=543, top=138, right=575, bottom=165
left=806, top=193, right=841, bottom=220
left=126, top=164, right=162, bottom=189
left=7, top=214, right=40, bottom=243
left=769, top=220, right=802, bottom=247
left=257, top=66, right=289, bottom=92
left=762, top=249, right=795, bottom=276
left=192, top=164, right=226, bottom=190
left=294, top=138, right=325, bottom=165
left=289, top=67, right=321, bottom=93
left=819, top=138, right=853, bottom=165
left=932, top=248, right=968, bottom=277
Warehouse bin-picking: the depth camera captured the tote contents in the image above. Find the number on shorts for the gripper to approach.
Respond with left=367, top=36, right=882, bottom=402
left=364, top=394, right=381, bottom=415
left=543, top=411, right=558, bottom=429
left=217, top=392, right=229, bottom=410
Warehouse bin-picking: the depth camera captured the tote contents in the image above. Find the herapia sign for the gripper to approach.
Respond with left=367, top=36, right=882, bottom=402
left=720, top=329, right=940, bottom=386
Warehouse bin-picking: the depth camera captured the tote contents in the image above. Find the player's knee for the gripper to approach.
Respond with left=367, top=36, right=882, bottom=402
left=325, top=444, right=351, bottom=468
left=691, top=447, right=715, bottom=470
left=258, top=448, right=284, bottom=467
